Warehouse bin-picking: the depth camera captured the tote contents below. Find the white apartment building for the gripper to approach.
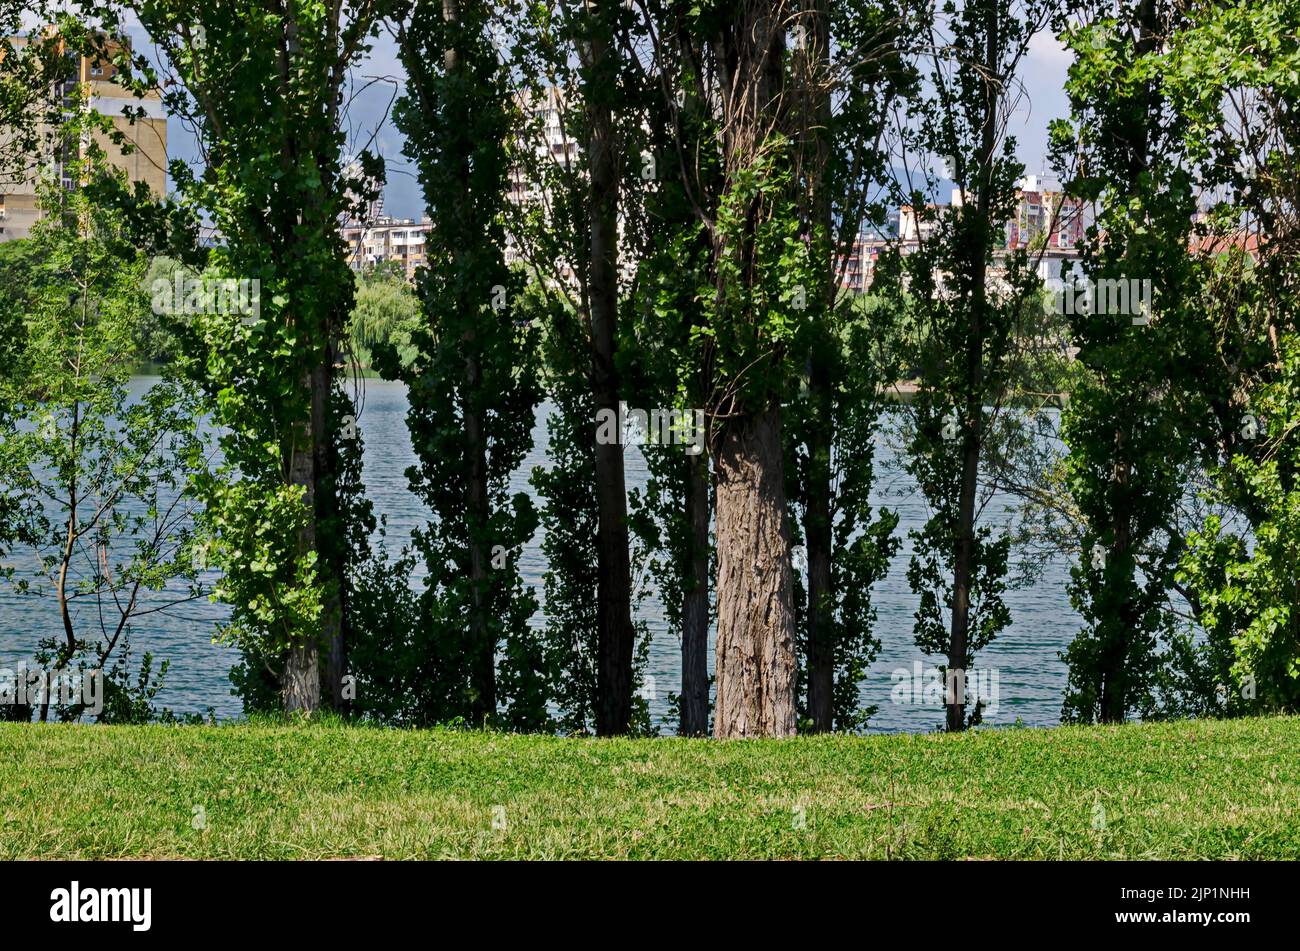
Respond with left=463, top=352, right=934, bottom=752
left=505, top=85, right=582, bottom=284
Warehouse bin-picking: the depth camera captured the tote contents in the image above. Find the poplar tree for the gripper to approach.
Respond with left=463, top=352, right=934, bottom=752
left=648, top=0, right=813, bottom=737
left=1166, top=0, right=1300, bottom=714
left=885, top=0, right=1056, bottom=730
left=785, top=0, right=909, bottom=731
left=509, top=1, right=651, bottom=734
left=110, top=0, right=389, bottom=713
left=385, top=0, right=546, bottom=728
left=1054, top=0, right=1213, bottom=723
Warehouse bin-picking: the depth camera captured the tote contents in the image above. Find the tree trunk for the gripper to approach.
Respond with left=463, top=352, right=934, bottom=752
left=283, top=640, right=320, bottom=713
left=947, top=424, right=980, bottom=731
left=680, top=449, right=711, bottom=736
left=311, top=346, right=348, bottom=712
left=587, top=21, right=636, bottom=737
left=944, top=0, right=1002, bottom=733
left=1099, top=455, right=1131, bottom=724
left=677, top=58, right=714, bottom=737
left=714, top=407, right=798, bottom=737
left=281, top=147, right=347, bottom=717
left=801, top=0, right=836, bottom=734
left=1098, top=0, right=1157, bottom=725
left=462, top=376, right=495, bottom=723
left=804, top=411, right=834, bottom=731
left=285, top=397, right=321, bottom=714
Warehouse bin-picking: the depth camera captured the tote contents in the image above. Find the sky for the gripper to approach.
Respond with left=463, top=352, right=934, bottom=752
left=1017, top=29, right=1074, bottom=179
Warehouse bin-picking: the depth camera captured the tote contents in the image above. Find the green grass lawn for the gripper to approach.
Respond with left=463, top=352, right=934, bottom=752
left=2, top=716, right=1298, bottom=859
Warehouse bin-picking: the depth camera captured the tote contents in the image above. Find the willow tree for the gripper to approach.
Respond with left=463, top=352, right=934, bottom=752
left=109, top=0, right=387, bottom=713
left=385, top=0, right=546, bottom=728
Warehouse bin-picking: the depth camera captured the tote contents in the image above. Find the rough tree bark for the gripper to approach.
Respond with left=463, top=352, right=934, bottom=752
left=710, top=1, right=799, bottom=739
left=714, top=407, right=799, bottom=737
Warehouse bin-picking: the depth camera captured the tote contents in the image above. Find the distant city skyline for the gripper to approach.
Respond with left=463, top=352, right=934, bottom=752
left=147, top=23, right=1073, bottom=222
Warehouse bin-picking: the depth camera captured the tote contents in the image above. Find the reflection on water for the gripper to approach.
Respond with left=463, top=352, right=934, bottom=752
left=0, top=377, right=1078, bottom=732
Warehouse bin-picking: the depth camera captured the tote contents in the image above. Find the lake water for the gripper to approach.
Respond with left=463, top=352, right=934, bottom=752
left=0, top=377, right=1080, bottom=733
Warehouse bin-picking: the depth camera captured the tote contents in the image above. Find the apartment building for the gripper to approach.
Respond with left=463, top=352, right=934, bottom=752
left=0, top=32, right=166, bottom=241
left=1005, top=175, right=1085, bottom=252
left=898, top=201, right=947, bottom=248
left=341, top=215, right=432, bottom=282
left=839, top=178, right=1086, bottom=293
left=837, top=235, right=893, bottom=293
left=504, top=84, right=582, bottom=283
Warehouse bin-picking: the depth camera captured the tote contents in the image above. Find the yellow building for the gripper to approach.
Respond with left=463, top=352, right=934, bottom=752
left=0, top=32, right=166, bottom=241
